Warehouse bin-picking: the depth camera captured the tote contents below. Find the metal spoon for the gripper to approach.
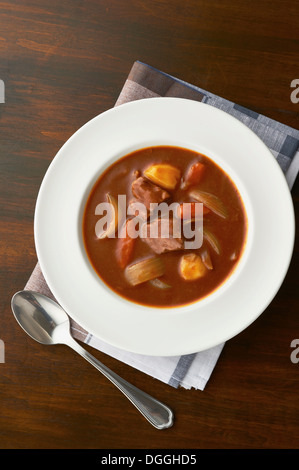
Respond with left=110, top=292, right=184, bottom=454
left=11, top=290, right=174, bottom=430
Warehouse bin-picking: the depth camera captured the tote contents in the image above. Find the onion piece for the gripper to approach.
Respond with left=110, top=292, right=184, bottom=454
left=125, top=257, right=164, bottom=286
left=200, top=248, right=213, bottom=270
left=177, top=202, right=210, bottom=219
left=149, top=278, right=171, bottom=289
left=95, top=193, right=120, bottom=239
left=203, top=227, right=221, bottom=254
left=229, top=250, right=239, bottom=261
left=189, top=189, right=228, bottom=218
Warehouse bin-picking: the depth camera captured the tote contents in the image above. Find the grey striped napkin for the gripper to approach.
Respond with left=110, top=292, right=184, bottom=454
left=25, top=61, right=298, bottom=390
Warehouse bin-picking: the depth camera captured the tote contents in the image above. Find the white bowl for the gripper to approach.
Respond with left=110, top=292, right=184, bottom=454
left=34, top=98, right=295, bottom=356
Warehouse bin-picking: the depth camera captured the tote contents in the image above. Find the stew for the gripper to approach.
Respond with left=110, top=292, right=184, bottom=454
left=82, top=146, right=247, bottom=307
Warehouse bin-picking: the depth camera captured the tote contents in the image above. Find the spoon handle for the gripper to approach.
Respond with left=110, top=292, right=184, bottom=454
left=65, top=336, right=174, bottom=430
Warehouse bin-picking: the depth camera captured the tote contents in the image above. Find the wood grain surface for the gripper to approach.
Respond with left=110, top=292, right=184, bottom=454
left=0, top=0, right=298, bottom=450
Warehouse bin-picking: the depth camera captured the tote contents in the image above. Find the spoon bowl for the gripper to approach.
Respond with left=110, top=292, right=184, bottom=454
left=12, top=290, right=70, bottom=345
left=11, top=290, right=174, bottom=430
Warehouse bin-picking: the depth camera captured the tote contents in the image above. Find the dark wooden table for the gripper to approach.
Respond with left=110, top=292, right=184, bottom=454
left=0, top=0, right=298, bottom=450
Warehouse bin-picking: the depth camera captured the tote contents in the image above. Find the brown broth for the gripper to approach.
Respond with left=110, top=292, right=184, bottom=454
left=82, top=146, right=248, bottom=307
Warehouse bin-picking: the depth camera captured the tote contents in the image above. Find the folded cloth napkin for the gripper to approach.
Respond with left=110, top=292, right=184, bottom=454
left=25, top=61, right=299, bottom=390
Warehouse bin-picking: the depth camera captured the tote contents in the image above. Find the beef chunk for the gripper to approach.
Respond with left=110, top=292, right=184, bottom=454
left=127, top=198, right=149, bottom=221
left=141, top=217, right=184, bottom=254
left=132, top=177, right=170, bottom=210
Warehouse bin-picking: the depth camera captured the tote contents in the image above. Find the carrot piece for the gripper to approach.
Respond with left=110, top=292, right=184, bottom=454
left=183, top=162, right=205, bottom=188
left=115, top=219, right=136, bottom=269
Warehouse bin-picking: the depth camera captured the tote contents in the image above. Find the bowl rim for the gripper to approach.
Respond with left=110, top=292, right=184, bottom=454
left=34, top=97, right=295, bottom=356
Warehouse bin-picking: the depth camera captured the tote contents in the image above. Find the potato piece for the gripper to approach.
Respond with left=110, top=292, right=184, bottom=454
left=144, top=164, right=181, bottom=190
left=179, top=253, right=207, bottom=281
